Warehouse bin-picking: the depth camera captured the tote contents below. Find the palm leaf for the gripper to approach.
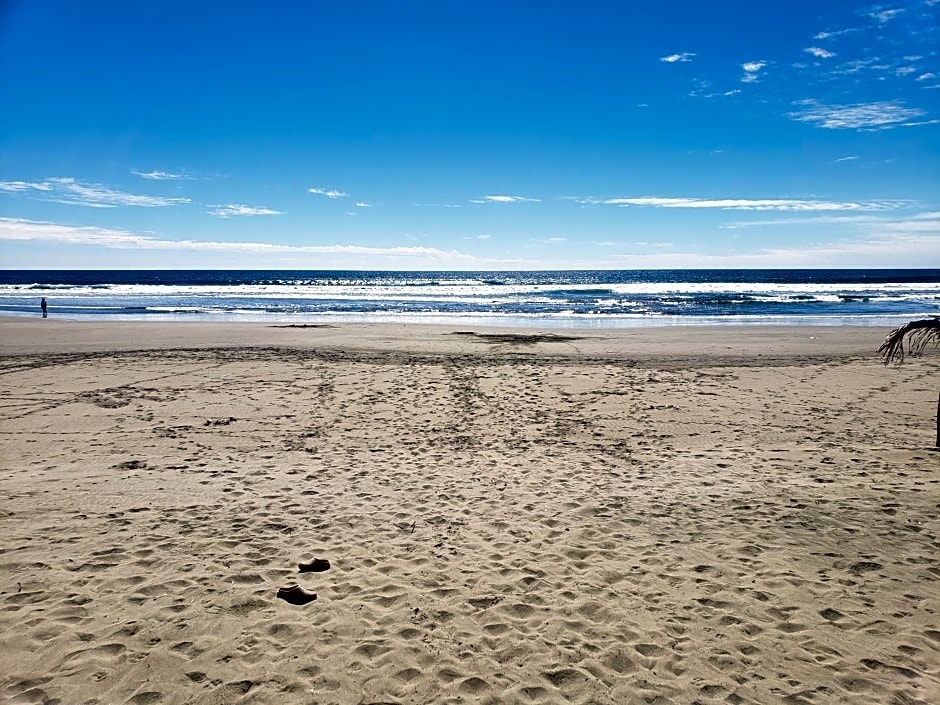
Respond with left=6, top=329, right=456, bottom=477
left=879, top=317, right=940, bottom=365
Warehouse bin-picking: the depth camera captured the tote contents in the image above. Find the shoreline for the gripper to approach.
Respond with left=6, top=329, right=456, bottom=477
left=0, top=317, right=898, bottom=363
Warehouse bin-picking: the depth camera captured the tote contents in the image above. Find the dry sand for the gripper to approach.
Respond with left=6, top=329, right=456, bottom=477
left=0, top=319, right=937, bottom=705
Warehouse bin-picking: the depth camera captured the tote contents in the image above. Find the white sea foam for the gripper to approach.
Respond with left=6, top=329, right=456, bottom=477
left=2, top=280, right=939, bottom=300
left=2, top=273, right=936, bottom=325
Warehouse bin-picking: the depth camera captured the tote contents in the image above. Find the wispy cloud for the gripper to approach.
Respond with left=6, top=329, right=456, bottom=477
left=787, top=99, right=930, bottom=130
left=660, top=52, right=695, bottom=63
left=721, top=211, right=940, bottom=230
left=740, top=60, right=767, bottom=83
left=610, top=212, right=940, bottom=267
left=132, top=169, right=191, bottom=180
left=814, top=28, right=858, bottom=39
left=579, top=196, right=906, bottom=212
left=208, top=204, right=282, bottom=218
left=604, top=231, right=939, bottom=268
left=710, top=212, right=940, bottom=265
left=917, top=72, right=937, bottom=81
left=869, top=8, right=904, bottom=22
left=633, top=241, right=674, bottom=249
left=804, top=47, right=836, bottom=59
left=355, top=201, right=373, bottom=208
left=0, top=180, right=53, bottom=192
left=470, top=195, right=541, bottom=204
left=51, top=178, right=191, bottom=208
left=0, top=177, right=190, bottom=207
left=0, top=217, right=483, bottom=262
left=308, top=188, right=348, bottom=199
left=688, top=78, right=742, bottom=98
left=829, top=57, right=893, bottom=77
left=834, top=155, right=859, bottom=162
left=698, top=88, right=741, bottom=99
left=4, top=216, right=934, bottom=269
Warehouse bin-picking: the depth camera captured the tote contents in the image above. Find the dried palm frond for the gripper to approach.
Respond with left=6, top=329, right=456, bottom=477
left=879, top=317, right=940, bottom=365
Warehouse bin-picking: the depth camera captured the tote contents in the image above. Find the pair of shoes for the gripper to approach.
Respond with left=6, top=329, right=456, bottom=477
left=298, top=557, right=331, bottom=573
left=276, top=557, right=331, bottom=605
left=276, top=585, right=317, bottom=605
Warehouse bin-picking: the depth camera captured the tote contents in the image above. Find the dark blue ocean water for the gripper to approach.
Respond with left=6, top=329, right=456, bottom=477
left=1, top=269, right=938, bottom=327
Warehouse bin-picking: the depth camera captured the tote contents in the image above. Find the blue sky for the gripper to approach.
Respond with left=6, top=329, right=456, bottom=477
left=1, top=0, right=938, bottom=270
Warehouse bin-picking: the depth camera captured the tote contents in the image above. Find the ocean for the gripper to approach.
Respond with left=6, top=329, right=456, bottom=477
left=1, top=269, right=938, bottom=328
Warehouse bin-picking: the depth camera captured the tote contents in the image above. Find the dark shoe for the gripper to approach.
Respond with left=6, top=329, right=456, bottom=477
left=277, top=585, right=317, bottom=605
left=298, top=558, right=331, bottom=573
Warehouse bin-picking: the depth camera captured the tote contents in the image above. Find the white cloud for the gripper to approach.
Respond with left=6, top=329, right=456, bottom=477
left=720, top=213, right=917, bottom=229
left=603, top=235, right=939, bottom=268
left=705, top=89, right=741, bottom=99
left=208, top=204, right=283, bottom=218
left=471, top=195, right=541, bottom=204
left=0, top=176, right=190, bottom=207
left=834, top=155, right=859, bottom=162
left=741, top=60, right=767, bottom=83
left=715, top=213, right=940, bottom=266
left=581, top=196, right=904, bottom=211
left=355, top=201, right=373, bottom=208
left=133, top=169, right=190, bottom=180
left=660, top=52, right=695, bottom=63
left=689, top=78, right=741, bottom=98
left=830, top=57, right=888, bottom=76
left=0, top=180, right=53, bottom=192
left=309, top=188, right=348, bottom=199
left=4, top=216, right=935, bottom=270
left=606, top=213, right=940, bottom=267
left=917, top=72, right=937, bottom=81
left=633, top=242, right=674, bottom=249
left=787, top=99, right=928, bottom=129
left=475, top=234, right=492, bottom=240
left=804, top=47, right=836, bottom=58
left=55, top=178, right=191, bottom=207
left=869, top=8, right=904, bottom=22
left=814, top=27, right=861, bottom=40
left=0, top=217, right=485, bottom=262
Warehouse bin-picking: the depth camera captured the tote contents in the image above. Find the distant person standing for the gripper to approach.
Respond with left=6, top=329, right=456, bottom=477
left=40, top=297, right=47, bottom=318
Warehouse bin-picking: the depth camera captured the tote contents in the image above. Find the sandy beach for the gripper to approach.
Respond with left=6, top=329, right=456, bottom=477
left=0, top=319, right=937, bottom=705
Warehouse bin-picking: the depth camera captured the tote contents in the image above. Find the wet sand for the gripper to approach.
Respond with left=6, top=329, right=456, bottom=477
left=1, top=320, right=937, bottom=704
